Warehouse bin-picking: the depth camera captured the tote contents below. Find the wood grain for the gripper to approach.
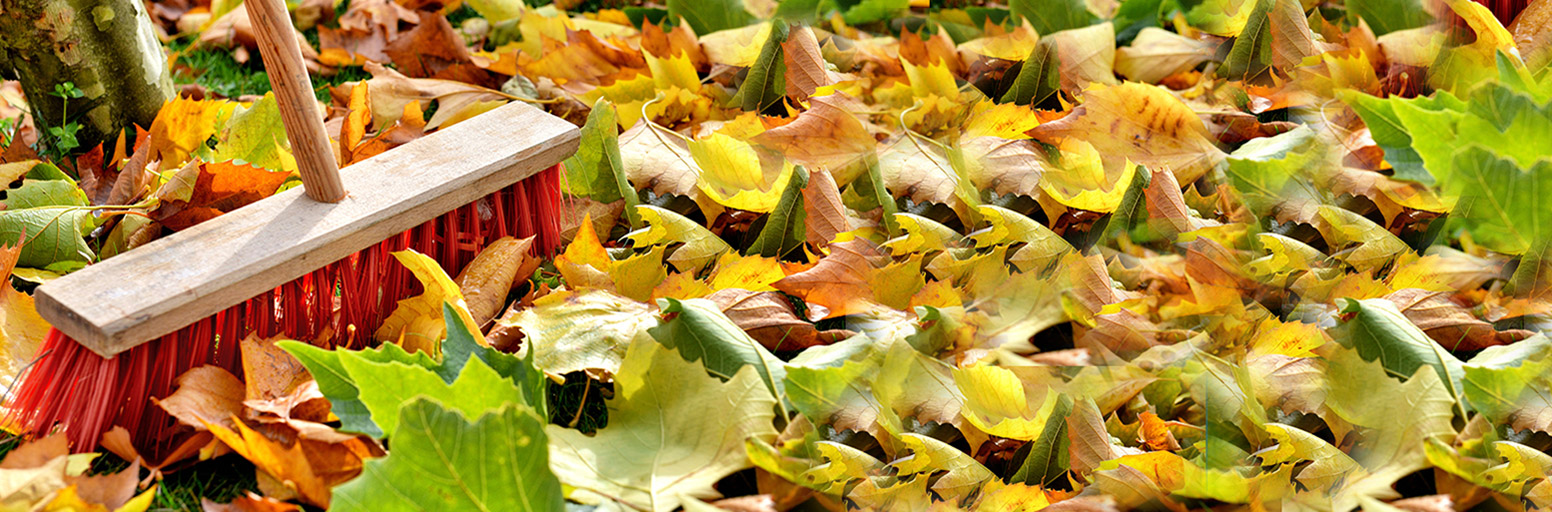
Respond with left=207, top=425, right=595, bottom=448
left=35, top=102, right=579, bottom=357
left=244, top=0, right=345, bottom=202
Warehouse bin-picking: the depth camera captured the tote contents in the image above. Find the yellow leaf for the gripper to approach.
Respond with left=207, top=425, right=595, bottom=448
left=147, top=97, right=229, bottom=167
left=610, top=245, right=668, bottom=301
left=373, top=250, right=485, bottom=355
left=652, top=271, right=714, bottom=301
left=556, top=214, right=614, bottom=289
left=646, top=52, right=703, bottom=91
left=708, top=253, right=785, bottom=291
left=1037, top=139, right=1138, bottom=214
left=870, top=255, right=926, bottom=310
left=901, top=61, right=959, bottom=99
left=1030, top=81, right=1225, bottom=184
left=455, top=236, right=537, bottom=327
left=1248, top=318, right=1327, bottom=358
left=957, top=22, right=1040, bottom=61
left=953, top=365, right=1064, bottom=440
left=881, top=213, right=961, bottom=254
left=699, top=22, right=773, bottom=67
left=691, top=133, right=795, bottom=212
left=963, top=102, right=1041, bottom=139
left=626, top=205, right=733, bottom=272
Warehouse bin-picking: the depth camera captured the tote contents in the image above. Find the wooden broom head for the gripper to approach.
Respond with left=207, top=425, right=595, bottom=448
left=34, top=102, right=580, bottom=357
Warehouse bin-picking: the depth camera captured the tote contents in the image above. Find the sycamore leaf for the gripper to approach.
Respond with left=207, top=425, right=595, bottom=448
left=0, top=241, right=47, bottom=389
left=1219, top=0, right=1273, bottom=81
left=363, top=62, right=511, bottom=131
left=455, top=236, right=537, bottom=327
left=1000, top=39, right=1060, bottom=107
left=507, top=288, right=657, bottom=377
left=893, top=433, right=998, bottom=503
left=692, top=133, right=796, bottom=212
left=214, top=93, right=296, bottom=173
left=1031, top=82, right=1224, bottom=185
left=669, top=0, right=755, bottom=36
left=1322, top=349, right=1456, bottom=509
left=783, top=25, right=842, bottom=101
left=330, top=399, right=559, bottom=511
left=626, top=205, right=734, bottom=272
left=547, top=340, right=777, bottom=512
left=0, top=207, right=95, bottom=269
left=151, top=161, right=291, bottom=231
left=752, top=93, right=877, bottom=176
left=146, top=96, right=228, bottom=167
left=1313, top=206, right=1410, bottom=273
left=774, top=238, right=885, bottom=318
left=283, top=305, right=544, bottom=437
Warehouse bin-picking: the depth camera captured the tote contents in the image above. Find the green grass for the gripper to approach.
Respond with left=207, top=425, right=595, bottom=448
left=168, top=37, right=372, bottom=102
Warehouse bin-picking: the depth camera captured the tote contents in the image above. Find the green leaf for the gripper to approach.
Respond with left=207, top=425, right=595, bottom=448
left=1217, top=0, right=1272, bottom=81
left=1335, top=298, right=1466, bottom=415
left=750, top=165, right=809, bottom=258
left=668, top=0, right=755, bottom=35
left=1347, top=0, right=1433, bottom=36
left=547, top=339, right=778, bottom=512
left=1009, top=393, right=1072, bottom=487
left=842, top=0, right=908, bottom=24
left=0, top=207, right=96, bottom=269
left=733, top=20, right=791, bottom=113
left=1322, top=349, right=1457, bottom=510
left=329, top=399, right=563, bottom=512
left=1112, top=0, right=1166, bottom=43
left=214, top=92, right=294, bottom=172
left=999, top=39, right=1060, bottom=107
left=1338, top=90, right=1441, bottom=184
left=774, top=0, right=827, bottom=21
left=341, top=341, right=528, bottom=438
left=505, top=288, right=658, bottom=377
left=1009, top=0, right=1096, bottom=35
left=1463, top=356, right=1552, bottom=429
left=281, top=304, right=545, bottom=437
left=563, top=100, right=641, bottom=226
left=3, top=180, right=88, bottom=209
left=650, top=298, right=789, bottom=404
left=1446, top=147, right=1552, bottom=255
left=1224, top=124, right=1318, bottom=210
left=844, top=153, right=899, bottom=234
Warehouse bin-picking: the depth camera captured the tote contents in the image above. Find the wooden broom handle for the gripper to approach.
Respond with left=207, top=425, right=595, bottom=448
left=244, top=0, right=346, bottom=202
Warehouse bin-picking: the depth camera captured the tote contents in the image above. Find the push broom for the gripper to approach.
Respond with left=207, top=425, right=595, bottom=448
left=7, top=0, right=579, bottom=459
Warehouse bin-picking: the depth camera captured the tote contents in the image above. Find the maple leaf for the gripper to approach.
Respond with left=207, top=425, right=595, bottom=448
left=548, top=339, right=777, bottom=512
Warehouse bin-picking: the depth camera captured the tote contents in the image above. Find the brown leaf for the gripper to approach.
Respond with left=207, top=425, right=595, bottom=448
left=241, top=335, right=331, bottom=423
left=641, top=21, right=708, bottom=70
left=338, top=81, right=371, bottom=166
left=1137, top=412, right=1182, bottom=451
left=156, top=366, right=246, bottom=433
left=1388, top=494, right=1454, bottom=512
left=63, top=460, right=142, bottom=511
left=1384, top=288, right=1533, bottom=351
left=455, top=236, right=538, bottom=327
left=1143, top=167, right=1220, bottom=236
left=619, top=121, right=702, bottom=197
left=801, top=167, right=850, bottom=248
left=752, top=93, right=876, bottom=177
left=1115, top=28, right=1215, bottom=84
left=1029, top=82, right=1226, bottom=185
left=782, top=26, right=841, bottom=101
left=363, top=62, right=511, bottom=130
left=1049, top=23, right=1119, bottom=96
left=1269, top=0, right=1318, bottom=69
left=384, top=12, right=489, bottom=84
left=0, top=432, right=68, bottom=468
left=1066, top=399, right=1143, bottom=477
left=707, top=289, right=851, bottom=350
left=773, top=238, right=886, bottom=319
left=205, top=419, right=381, bottom=508
left=151, top=161, right=292, bottom=231
left=101, top=427, right=218, bottom=472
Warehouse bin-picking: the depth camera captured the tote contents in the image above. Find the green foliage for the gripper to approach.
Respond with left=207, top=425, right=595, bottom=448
left=732, top=20, right=791, bottom=113
left=330, top=399, right=563, bottom=512
left=750, top=165, right=809, bottom=258
left=1217, top=0, right=1272, bottom=81
left=1347, top=0, right=1433, bottom=35
left=667, top=0, right=755, bottom=35
left=564, top=100, right=641, bottom=226
left=1009, top=0, right=1097, bottom=35
left=999, top=39, right=1060, bottom=107
left=282, top=304, right=546, bottom=437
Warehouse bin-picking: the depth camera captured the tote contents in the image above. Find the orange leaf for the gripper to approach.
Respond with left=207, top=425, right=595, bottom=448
left=150, top=161, right=292, bottom=231
left=773, top=238, right=886, bottom=319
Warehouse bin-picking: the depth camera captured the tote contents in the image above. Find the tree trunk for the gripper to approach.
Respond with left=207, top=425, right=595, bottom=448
left=0, top=0, right=173, bottom=152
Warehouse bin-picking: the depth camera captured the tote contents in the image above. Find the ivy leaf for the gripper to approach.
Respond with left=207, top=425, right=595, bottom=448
left=750, top=165, right=809, bottom=258
left=732, top=20, right=791, bottom=113
left=563, top=99, right=641, bottom=226
left=329, top=399, right=563, bottom=512
left=1218, top=0, right=1273, bottom=81
left=547, top=339, right=778, bottom=512
left=1009, top=393, right=1072, bottom=487
left=999, top=39, right=1060, bottom=107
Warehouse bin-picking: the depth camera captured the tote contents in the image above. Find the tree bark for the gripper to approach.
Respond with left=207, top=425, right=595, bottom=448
left=0, top=0, right=173, bottom=152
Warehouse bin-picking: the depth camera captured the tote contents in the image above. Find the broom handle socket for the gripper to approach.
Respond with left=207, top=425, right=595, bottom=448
left=244, top=0, right=347, bottom=202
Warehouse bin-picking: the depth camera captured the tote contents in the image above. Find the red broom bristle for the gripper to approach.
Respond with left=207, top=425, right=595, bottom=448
left=7, top=165, right=565, bottom=458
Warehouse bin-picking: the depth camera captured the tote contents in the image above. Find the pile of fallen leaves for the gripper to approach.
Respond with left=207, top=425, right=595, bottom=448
left=4, top=0, right=1552, bottom=509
